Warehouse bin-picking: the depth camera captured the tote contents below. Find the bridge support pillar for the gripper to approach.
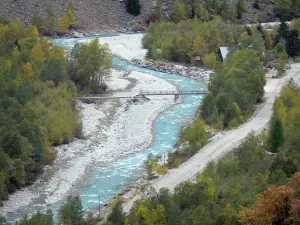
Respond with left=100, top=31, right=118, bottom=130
left=174, top=94, right=179, bottom=101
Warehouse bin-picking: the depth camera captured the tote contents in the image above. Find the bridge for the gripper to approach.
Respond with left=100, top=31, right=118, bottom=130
left=79, top=90, right=208, bottom=101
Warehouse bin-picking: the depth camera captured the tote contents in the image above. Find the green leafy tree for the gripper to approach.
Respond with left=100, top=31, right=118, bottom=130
left=58, top=1, right=76, bottom=34
left=107, top=198, right=125, bottom=225
left=251, top=12, right=258, bottom=23
left=126, top=0, right=141, bottom=16
left=274, top=0, right=292, bottom=20
left=269, top=118, right=284, bottom=152
left=221, top=0, right=234, bottom=21
left=193, top=2, right=205, bottom=18
left=290, top=18, right=300, bottom=33
left=173, top=0, right=187, bottom=23
left=145, top=153, right=158, bottom=179
left=31, top=10, right=43, bottom=33
left=180, top=118, right=208, bottom=155
left=203, top=53, right=217, bottom=69
left=265, top=31, right=273, bottom=50
left=70, top=39, right=112, bottom=92
left=236, top=0, right=246, bottom=19
left=59, top=196, right=83, bottom=225
left=41, top=3, right=56, bottom=36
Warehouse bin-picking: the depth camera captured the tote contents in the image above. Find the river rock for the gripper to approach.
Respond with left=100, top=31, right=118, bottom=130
left=72, top=31, right=85, bottom=38
left=131, top=58, right=212, bottom=85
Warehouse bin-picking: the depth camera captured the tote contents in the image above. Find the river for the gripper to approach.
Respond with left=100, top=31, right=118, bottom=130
left=2, top=34, right=206, bottom=221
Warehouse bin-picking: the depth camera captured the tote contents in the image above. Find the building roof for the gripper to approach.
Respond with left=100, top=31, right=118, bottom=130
left=219, top=47, right=229, bottom=60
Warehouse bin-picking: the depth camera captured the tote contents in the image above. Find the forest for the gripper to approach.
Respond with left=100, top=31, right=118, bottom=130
left=0, top=18, right=111, bottom=206
left=16, top=80, right=299, bottom=225
left=101, top=80, right=300, bottom=225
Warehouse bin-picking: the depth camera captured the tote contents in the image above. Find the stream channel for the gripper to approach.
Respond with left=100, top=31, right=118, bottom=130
left=55, top=34, right=206, bottom=212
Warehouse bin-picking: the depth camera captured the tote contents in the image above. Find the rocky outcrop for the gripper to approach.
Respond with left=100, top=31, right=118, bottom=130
left=132, top=58, right=212, bottom=84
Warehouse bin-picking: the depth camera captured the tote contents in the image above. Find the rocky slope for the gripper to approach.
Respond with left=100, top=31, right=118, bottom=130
left=0, top=0, right=155, bottom=33
left=0, top=0, right=276, bottom=34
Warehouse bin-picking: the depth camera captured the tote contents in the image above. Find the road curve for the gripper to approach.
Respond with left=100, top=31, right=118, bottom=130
left=151, top=64, right=300, bottom=192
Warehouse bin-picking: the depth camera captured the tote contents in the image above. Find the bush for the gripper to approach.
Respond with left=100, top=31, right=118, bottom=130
left=153, top=165, right=168, bottom=175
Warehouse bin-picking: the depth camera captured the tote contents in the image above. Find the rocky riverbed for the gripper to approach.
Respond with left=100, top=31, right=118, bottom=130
left=132, top=58, right=212, bottom=85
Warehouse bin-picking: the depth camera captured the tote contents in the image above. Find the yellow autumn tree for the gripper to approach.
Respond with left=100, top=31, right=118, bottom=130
left=23, top=62, right=34, bottom=83
left=58, top=1, right=75, bottom=34
left=30, top=43, right=46, bottom=77
left=67, top=1, right=75, bottom=25
left=58, top=15, right=69, bottom=34
left=188, top=35, right=209, bottom=64
left=31, top=26, right=40, bottom=38
left=31, top=43, right=45, bottom=63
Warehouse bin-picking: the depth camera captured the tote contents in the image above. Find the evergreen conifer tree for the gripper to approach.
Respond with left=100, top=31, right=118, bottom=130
left=269, top=118, right=284, bottom=153
left=286, top=29, right=300, bottom=57
left=126, top=0, right=141, bottom=16
left=276, top=20, right=290, bottom=43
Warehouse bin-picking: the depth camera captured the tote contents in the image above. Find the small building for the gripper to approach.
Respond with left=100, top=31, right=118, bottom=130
left=194, top=56, right=203, bottom=66
left=218, top=47, right=229, bottom=61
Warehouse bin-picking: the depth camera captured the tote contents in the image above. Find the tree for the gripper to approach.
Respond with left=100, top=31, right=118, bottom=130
left=264, top=31, right=273, bottom=50
left=251, top=12, right=258, bottom=23
left=203, top=53, right=217, bottom=69
left=194, top=2, right=205, bottom=18
left=172, top=33, right=191, bottom=63
left=236, top=0, right=246, bottom=19
left=274, top=0, right=292, bottom=20
left=42, top=3, right=56, bottom=36
left=188, top=35, right=208, bottom=63
left=31, top=10, right=43, bottom=33
left=277, top=49, right=289, bottom=76
left=268, top=118, right=284, bottom=152
left=66, top=1, right=76, bottom=25
left=221, top=0, right=233, bottom=21
left=276, top=21, right=290, bottom=43
left=126, top=0, right=141, bottom=16
left=145, top=153, right=158, bottom=179
left=58, top=16, right=70, bottom=34
left=211, top=0, right=220, bottom=13
left=173, top=0, right=187, bottom=23
left=290, top=18, right=300, bottom=33
left=208, top=26, right=221, bottom=53
left=286, top=30, right=300, bottom=57
left=107, top=197, right=125, bottom=225
left=180, top=118, right=208, bottom=155
left=240, top=186, right=294, bottom=225
left=70, top=39, right=112, bottom=92
left=23, top=63, right=34, bottom=83
left=59, top=196, right=83, bottom=225
left=58, top=1, right=76, bottom=34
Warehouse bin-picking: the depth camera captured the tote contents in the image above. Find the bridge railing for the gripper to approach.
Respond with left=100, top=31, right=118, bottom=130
left=139, top=90, right=208, bottom=95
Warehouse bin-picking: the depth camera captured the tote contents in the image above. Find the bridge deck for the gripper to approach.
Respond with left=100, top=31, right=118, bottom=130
left=80, top=90, right=208, bottom=100
left=139, top=90, right=208, bottom=95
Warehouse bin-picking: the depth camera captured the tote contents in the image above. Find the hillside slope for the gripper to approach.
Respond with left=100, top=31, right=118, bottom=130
left=0, top=0, right=155, bottom=33
left=0, top=0, right=276, bottom=33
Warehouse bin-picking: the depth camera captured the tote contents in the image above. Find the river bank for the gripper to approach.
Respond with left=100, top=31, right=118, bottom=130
left=132, top=58, right=212, bottom=84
